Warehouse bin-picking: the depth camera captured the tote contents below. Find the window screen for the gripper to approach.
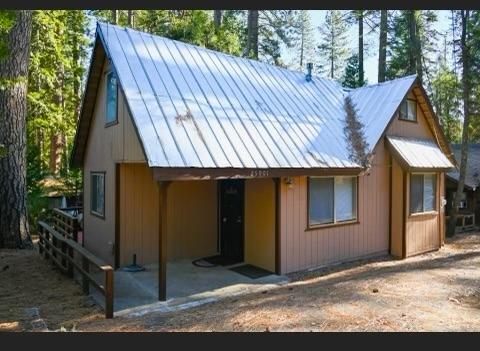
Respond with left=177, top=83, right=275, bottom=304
left=309, top=177, right=334, bottom=225
left=106, top=72, right=118, bottom=124
left=91, top=173, right=105, bottom=217
left=308, top=176, right=357, bottom=227
left=400, top=99, right=417, bottom=121
left=410, top=174, right=437, bottom=214
left=335, top=177, right=357, bottom=222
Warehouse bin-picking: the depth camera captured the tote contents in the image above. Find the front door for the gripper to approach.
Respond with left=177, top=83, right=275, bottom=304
left=219, top=179, right=244, bottom=263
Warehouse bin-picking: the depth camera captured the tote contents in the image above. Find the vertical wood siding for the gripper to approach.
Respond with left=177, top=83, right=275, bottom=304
left=83, top=59, right=146, bottom=265
left=280, top=145, right=390, bottom=274
left=244, top=178, right=275, bottom=272
left=390, top=158, right=404, bottom=258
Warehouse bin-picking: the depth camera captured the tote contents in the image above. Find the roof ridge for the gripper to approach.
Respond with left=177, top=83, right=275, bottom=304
left=98, top=21, right=344, bottom=91
left=350, top=74, right=418, bottom=92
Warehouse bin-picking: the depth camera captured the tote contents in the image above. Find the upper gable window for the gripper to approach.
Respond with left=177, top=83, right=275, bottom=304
left=399, top=98, right=417, bottom=122
left=106, top=71, right=118, bottom=125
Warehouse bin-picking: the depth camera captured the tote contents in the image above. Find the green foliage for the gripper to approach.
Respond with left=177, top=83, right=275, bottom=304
left=288, top=10, right=316, bottom=71
left=431, top=62, right=462, bottom=143
left=386, top=10, right=437, bottom=82
left=342, top=54, right=366, bottom=88
left=318, top=10, right=349, bottom=80
left=0, top=10, right=16, bottom=60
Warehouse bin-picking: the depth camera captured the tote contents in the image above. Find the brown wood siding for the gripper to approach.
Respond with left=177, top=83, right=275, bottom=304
left=387, top=92, right=435, bottom=140
left=166, top=181, right=218, bottom=260
left=119, top=163, right=159, bottom=265
left=83, top=59, right=146, bottom=265
left=244, top=178, right=275, bottom=272
left=390, top=158, right=404, bottom=258
left=279, top=145, right=390, bottom=274
left=405, top=173, right=441, bottom=256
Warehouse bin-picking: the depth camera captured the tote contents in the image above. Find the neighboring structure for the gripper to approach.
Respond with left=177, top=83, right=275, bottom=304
left=446, top=144, right=480, bottom=230
left=71, top=22, right=455, bottom=300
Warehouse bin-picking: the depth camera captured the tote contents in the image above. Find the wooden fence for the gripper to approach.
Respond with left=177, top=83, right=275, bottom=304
left=37, top=219, right=114, bottom=318
left=51, top=207, right=82, bottom=243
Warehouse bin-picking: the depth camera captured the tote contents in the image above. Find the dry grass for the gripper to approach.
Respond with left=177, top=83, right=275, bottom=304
left=1, top=233, right=480, bottom=332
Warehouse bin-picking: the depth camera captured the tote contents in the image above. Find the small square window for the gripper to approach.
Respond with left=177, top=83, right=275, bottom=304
left=106, top=71, right=118, bottom=125
left=410, top=173, right=437, bottom=214
left=400, top=99, right=417, bottom=121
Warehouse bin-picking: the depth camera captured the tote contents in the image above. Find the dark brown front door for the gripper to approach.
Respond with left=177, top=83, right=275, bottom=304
left=219, top=179, right=244, bottom=263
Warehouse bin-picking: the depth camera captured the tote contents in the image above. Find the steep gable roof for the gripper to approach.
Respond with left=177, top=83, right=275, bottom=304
left=71, top=22, right=451, bottom=171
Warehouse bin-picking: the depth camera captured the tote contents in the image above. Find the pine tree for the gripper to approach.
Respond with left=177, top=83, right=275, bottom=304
left=378, top=10, right=388, bottom=82
left=289, top=10, right=316, bottom=71
left=318, top=10, right=349, bottom=80
left=342, top=54, right=366, bottom=88
left=0, top=10, right=33, bottom=248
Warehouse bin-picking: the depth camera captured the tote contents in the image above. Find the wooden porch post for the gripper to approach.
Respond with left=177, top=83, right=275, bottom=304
left=274, top=177, right=281, bottom=275
left=158, top=181, right=171, bottom=301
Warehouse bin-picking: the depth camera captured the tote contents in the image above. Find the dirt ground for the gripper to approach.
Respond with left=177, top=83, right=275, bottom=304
left=1, top=232, right=480, bottom=332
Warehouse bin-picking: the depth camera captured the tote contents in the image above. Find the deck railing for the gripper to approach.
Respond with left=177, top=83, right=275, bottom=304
left=51, top=207, right=82, bottom=243
left=37, top=220, right=114, bottom=318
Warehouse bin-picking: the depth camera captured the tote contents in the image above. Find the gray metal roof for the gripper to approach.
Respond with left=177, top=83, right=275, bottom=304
left=387, top=136, right=454, bottom=169
left=448, top=144, right=480, bottom=189
left=95, top=22, right=422, bottom=169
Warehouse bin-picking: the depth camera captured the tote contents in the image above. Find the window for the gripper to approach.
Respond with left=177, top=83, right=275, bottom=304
left=106, top=71, right=118, bottom=125
left=91, top=172, right=105, bottom=217
left=410, top=173, right=437, bottom=214
left=399, top=99, right=417, bottom=122
left=308, top=176, right=357, bottom=227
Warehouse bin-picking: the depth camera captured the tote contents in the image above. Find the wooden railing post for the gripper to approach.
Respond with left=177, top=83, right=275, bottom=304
left=38, top=224, right=43, bottom=255
left=105, top=269, right=114, bottom=319
left=44, top=230, right=50, bottom=260
left=82, top=257, right=89, bottom=294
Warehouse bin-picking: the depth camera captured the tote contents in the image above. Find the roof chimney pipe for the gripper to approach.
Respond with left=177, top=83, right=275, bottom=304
left=306, top=63, right=313, bottom=82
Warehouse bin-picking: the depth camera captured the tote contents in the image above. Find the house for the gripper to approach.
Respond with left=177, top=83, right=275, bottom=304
left=71, top=22, right=455, bottom=301
left=446, top=144, right=480, bottom=230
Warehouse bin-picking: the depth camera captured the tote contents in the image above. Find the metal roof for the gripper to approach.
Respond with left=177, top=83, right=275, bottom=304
left=83, top=22, right=430, bottom=170
left=387, top=136, right=454, bottom=170
left=448, top=144, right=480, bottom=189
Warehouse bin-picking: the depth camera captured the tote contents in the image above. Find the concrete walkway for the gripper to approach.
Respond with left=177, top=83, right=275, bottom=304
left=91, top=259, right=288, bottom=316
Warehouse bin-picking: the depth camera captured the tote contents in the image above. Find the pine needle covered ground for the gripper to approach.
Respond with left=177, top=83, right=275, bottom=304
left=1, top=233, right=480, bottom=332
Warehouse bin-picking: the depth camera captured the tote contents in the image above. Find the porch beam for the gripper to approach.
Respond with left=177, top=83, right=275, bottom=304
left=152, top=167, right=362, bottom=181
left=158, top=180, right=171, bottom=301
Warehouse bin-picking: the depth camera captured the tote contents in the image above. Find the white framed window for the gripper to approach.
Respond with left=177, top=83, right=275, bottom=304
left=399, top=99, right=417, bottom=122
left=106, top=71, right=118, bottom=125
left=308, top=176, right=358, bottom=227
left=410, top=173, right=437, bottom=214
left=91, top=172, right=105, bottom=218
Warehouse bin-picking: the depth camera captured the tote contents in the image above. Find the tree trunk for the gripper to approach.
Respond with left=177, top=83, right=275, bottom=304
left=246, top=10, right=259, bottom=59
left=407, top=10, right=417, bottom=75
left=414, top=11, right=423, bottom=82
left=358, top=11, right=364, bottom=86
left=0, top=10, right=33, bottom=249
left=49, top=133, right=65, bottom=175
left=111, top=10, right=118, bottom=24
left=299, top=21, right=304, bottom=68
left=214, top=10, right=222, bottom=27
left=127, top=10, right=134, bottom=27
left=448, top=10, right=471, bottom=237
left=378, top=10, right=387, bottom=82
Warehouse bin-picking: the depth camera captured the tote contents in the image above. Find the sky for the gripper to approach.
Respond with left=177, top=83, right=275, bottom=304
left=283, top=10, right=453, bottom=84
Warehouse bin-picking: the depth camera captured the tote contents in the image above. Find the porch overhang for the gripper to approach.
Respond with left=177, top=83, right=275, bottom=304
left=386, top=135, right=455, bottom=172
left=151, top=167, right=363, bottom=181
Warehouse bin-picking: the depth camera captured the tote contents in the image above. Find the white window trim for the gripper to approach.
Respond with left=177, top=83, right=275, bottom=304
left=308, top=175, right=358, bottom=228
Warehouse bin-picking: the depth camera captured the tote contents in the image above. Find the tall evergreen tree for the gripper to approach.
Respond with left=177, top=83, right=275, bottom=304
left=318, top=10, right=349, bottom=80
left=0, top=10, right=33, bottom=248
left=342, top=54, right=366, bottom=88
left=378, top=10, right=388, bottom=82
left=289, top=10, right=316, bottom=71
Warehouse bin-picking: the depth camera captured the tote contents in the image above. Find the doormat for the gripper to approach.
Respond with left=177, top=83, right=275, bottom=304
left=201, top=255, right=239, bottom=267
left=229, top=264, right=272, bottom=279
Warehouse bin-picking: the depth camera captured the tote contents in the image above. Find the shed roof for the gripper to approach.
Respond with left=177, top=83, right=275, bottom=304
left=448, top=144, right=480, bottom=189
left=71, top=22, right=451, bottom=172
left=386, top=136, right=454, bottom=170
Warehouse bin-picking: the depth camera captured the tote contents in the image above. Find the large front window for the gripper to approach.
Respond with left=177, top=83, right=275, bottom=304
left=308, top=176, right=357, bottom=227
left=410, top=173, right=437, bottom=214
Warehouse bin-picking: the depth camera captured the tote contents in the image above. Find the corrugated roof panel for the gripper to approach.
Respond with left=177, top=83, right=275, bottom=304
left=387, top=136, right=454, bottom=169
left=97, top=22, right=434, bottom=170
